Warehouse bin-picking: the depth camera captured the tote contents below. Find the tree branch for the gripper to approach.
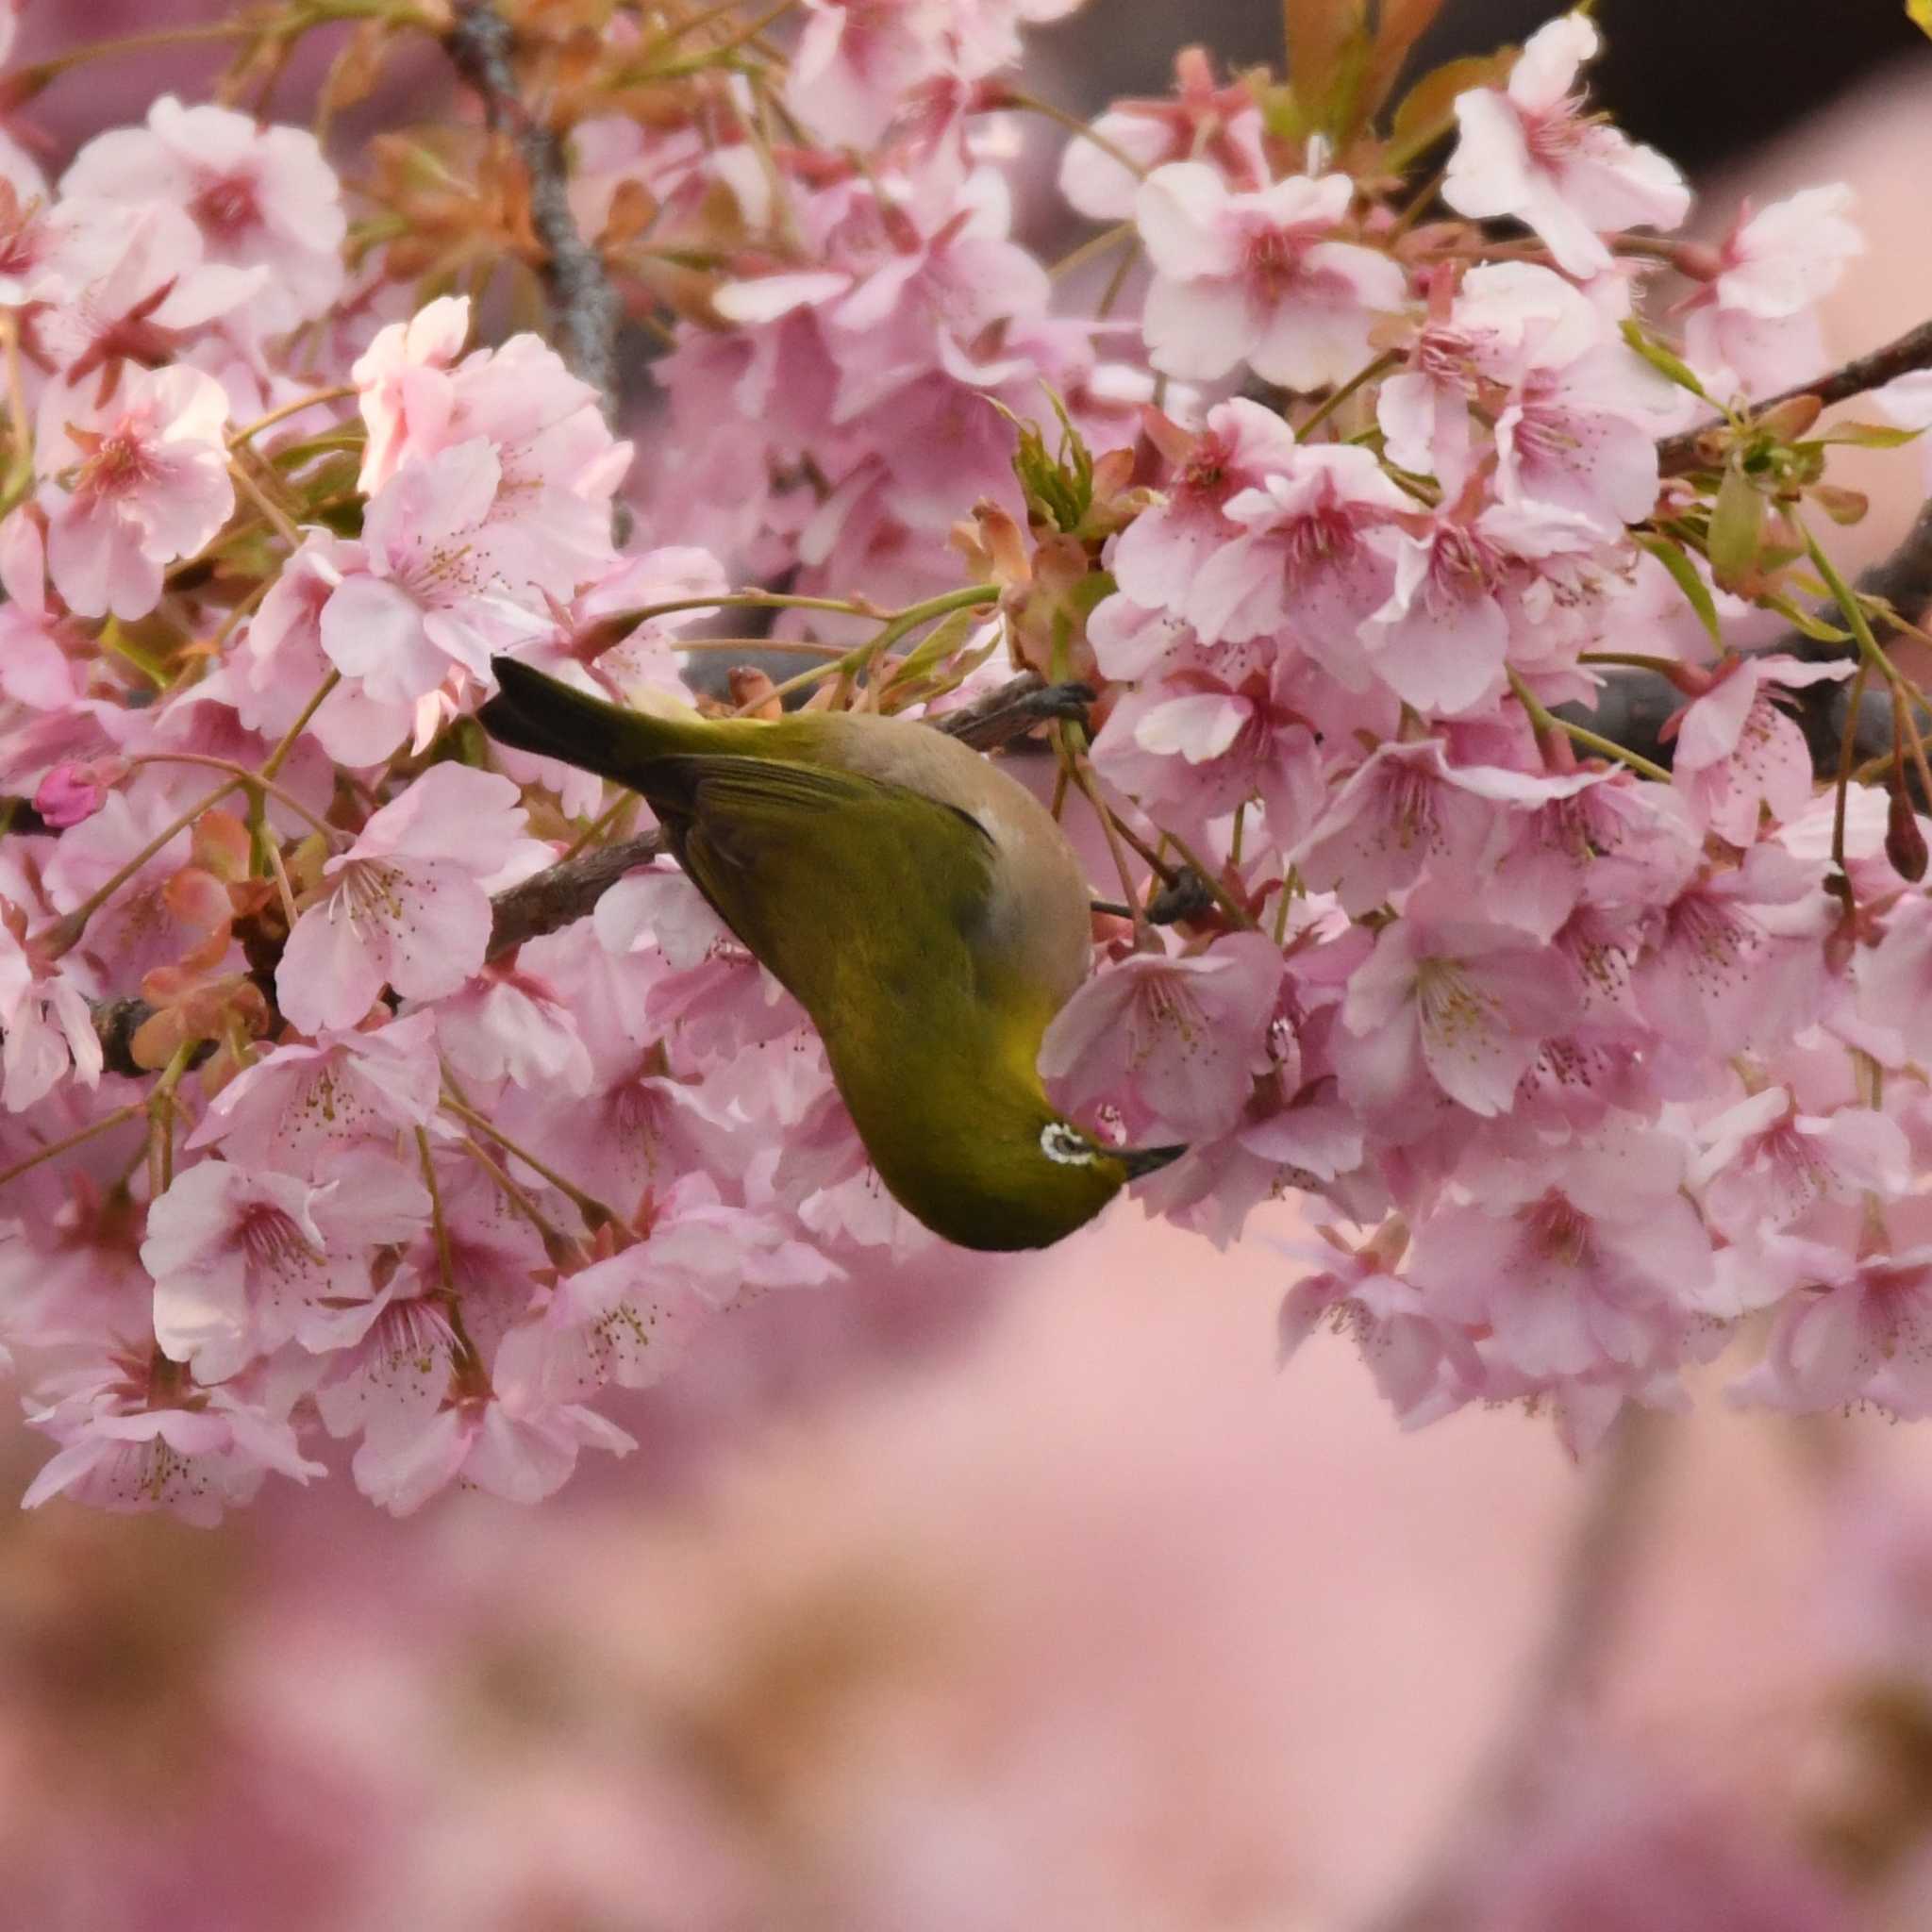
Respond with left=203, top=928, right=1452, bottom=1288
left=1657, top=316, right=1932, bottom=477
left=443, top=2, right=623, bottom=420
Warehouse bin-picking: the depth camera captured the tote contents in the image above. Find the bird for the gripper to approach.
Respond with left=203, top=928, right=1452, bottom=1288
left=477, top=656, right=1185, bottom=1251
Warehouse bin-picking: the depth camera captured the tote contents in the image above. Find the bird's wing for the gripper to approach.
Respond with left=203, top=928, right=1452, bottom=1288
left=652, top=753, right=1001, bottom=1024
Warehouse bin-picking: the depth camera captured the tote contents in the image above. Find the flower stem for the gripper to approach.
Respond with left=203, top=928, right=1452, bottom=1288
left=1507, top=669, right=1672, bottom=783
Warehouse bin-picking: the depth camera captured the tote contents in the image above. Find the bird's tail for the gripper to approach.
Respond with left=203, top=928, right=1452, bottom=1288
left=478, top=656, right=692, bottom=791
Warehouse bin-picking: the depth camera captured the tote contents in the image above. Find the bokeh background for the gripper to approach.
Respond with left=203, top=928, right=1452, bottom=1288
left=9, top=3, right=1932, bottom=1926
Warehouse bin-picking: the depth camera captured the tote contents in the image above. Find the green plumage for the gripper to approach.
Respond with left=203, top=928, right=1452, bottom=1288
left=479, top=658, right=1182, bottom=1250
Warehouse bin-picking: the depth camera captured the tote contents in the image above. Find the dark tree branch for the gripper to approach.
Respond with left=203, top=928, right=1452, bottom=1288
left=485, top=828, right=664, bottom=957
left=934, top=673, right=1094, bottom=750
left=1572, top=499, right=1932, bottom=782
left=444, top=2, right=623, bottom=421
left=1657, top=316, right=1932, bottom=477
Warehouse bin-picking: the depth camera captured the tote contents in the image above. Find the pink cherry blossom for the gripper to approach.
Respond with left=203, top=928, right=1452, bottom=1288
left=1631, top=841, right=1834, bottom=1056
left=1186, top=442, right=1413, bottom=671
left=1681, top=187, right=1862, bottom=397
left=1730, top=1240, right=1932, bottom=1420
left=1667, top=653, right=1853, bottom=842
left=348, top=1380, right=635, bottom=1518
left=1277, top=1226, right=1475, bottom=1426
left=1136, top=163, right=1407, bottom=391
left=351, top=293, right=471, bottom=494
left=1040, top=932, right=1287, bottom=1142
left=1443, top=11, right=1690, bottom=279
left=59, top=96, right=345, bottom=336
left=189, top=1012, right=442, bottom=1172
left=1059, top=51, right=1264, bottom=221
left=1291, top=741, right=1593, bottom=916
left=1690, top=1087, right=1908, bottom=1242
left=1338, top=914, right=1580, bottom=1121
left=277, top=764, right=537, bottom=1034
left=23, top=1354, right=324, bottom=1526
left=319, top=440, right=553, bottom=733
left=36, top=364, right=234, bottom=620
left=0, top=911, right=102, bottom=1111
left=32, top=199, right=266, bottom=381
left=1408, top=1125, right=1713, bottom=1378
left=1108, top=399, right=1301, bottom=615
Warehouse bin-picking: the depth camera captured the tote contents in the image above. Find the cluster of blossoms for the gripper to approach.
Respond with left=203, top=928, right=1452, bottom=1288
left=2, top=0, right=1931, bottom=1523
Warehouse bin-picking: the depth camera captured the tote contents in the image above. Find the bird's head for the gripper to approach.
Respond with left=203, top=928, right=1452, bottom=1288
left=922, top=1109, right=1185, bottom=1252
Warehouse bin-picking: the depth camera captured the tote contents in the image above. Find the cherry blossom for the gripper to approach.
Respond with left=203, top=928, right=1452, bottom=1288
left=1041, top=933, right=1287, bottom=1143
left=277, top=764, right=541, bottom=1034
left=36, top=364, right=234, bottom=620
left=1681, top=187, right=1862, bottom=397
left=1443, top=11, right=1690, bottom=279
left=1136, top=162, right=1407, bottom=391
left=59, top=96, right=345, bottom=336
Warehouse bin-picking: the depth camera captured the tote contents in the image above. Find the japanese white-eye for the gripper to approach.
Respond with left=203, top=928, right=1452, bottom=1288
left=478, top=658, right=1184, bottom=1250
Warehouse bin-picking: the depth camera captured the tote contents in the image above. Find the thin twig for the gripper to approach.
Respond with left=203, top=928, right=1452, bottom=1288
left=444, top=2, right=623, bottom=420
left=1657, top=317, right=1932, bottom=477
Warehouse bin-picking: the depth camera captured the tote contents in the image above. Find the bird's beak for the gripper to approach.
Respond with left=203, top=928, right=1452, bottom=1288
left=1120, top=1142, right=1188, bottom=1179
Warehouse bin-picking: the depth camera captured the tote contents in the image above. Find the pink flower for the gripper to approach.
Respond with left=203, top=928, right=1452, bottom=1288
left=1040, top=932, right=1286, bottom=1142
left=348, top=1381, right=635, bottom=1518
left=351, top=294, right=471, bottom=494
left=1361, top=501, right=1607, bottom=714
left=277, top=764, right=536, bottom=1035
left=1338, top=914, right=1580, bottom=1121
left=1442, top=12, right=1690, bottom=280
left=234, top=533, right=416, bottom=767
left=189, top=1012, right=441, bottom=1172
left=1059, top=52, right=1265, bottom=221
left=59, top=96, right=345, bottom=336
left=1187, top=442, right=1413, bottom=672
left=1731, top=1240, right=1932, bottom=1419
left=1136, top=162, right=1407, bottom=391
left=1668, top=653, right=1854, bottom=842
left=1277, top=1225, right=1475, bottom=1424
left=1690, top=1087, right=1908, bottom=1242
left=1408, top=1126, right=1714, bottom=1378
left=1631, top=841, right=1834, bottom=1056
left=1291, top=741, right=1593, bottom=916
left=318, top=440, right=551, bottom=721
left=143, top=1153, right=430, bottom=1383
left=0, top=911, right=102, bottom=1111
left=1108, top=399, right=1301, bottom=615
left=1481, top=773, right=1698, bottom=941
left=425, top=962, right=595, bottom=1094
left=1681, top=187, right=1862, bottom=397
left=1089, top=643, right=1326, bottom=853
left=32, top=200, right=266, bottom=381
left=23, top=1356, right=323, bottom=1527
left=36, top=364, right=234, bottom=620
left=1856, top=893, right=1932, bottom=1062
left=786, top=0, right=950, bottom=147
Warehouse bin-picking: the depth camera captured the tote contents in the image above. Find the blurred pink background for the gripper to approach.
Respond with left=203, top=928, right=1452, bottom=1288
left=8, top=4, right=1932, bottom=1927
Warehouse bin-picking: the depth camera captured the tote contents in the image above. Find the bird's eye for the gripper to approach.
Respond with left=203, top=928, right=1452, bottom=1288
left=1040, top=1122, right=1096, bottom=1166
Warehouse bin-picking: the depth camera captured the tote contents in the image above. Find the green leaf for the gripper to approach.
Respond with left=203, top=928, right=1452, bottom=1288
left=1618, top=319, right=1710, bottom=402
left=1707, top=463, right=1765, bottom=590
left=1282, top=0, right=1367, bottom=128
left=885, top=606, right=980, bottom=686
left=1386, top=51, right=1511, bottom=163
left=1757, top=592, right=1852, bottom=644
left=1812, top=420, right=1924, bottom=450
left=1634, top=533, right=1721, bottom=644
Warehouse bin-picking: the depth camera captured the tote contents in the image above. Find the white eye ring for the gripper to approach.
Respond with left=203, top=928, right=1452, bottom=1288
left=1041, top=1122, right=1096, bottom=1166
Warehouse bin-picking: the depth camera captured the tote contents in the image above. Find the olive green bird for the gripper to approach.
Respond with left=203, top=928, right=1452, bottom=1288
left=478, top=657, right=1183, bottom=1251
